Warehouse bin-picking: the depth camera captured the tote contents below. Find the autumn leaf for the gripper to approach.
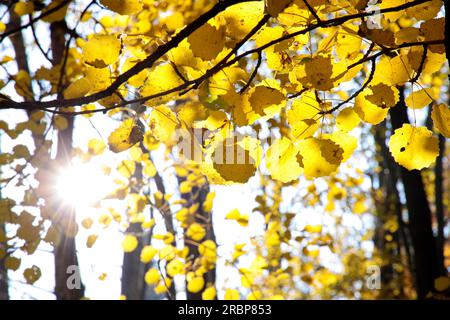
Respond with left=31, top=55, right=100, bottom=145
left=108, top=119, right=144, bottom=153
left=388, top=124, right=439, bottom=171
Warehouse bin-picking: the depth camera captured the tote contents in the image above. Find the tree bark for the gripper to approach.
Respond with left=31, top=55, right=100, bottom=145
left=121, top=223, right=147, bottom=300
left=444, top=1, right=450, bottom=82
left=1, top=9, right=33, bottom=301
left=434, top=134, right=446, bottom=276
left=178, top=179, right=216, bottom=300
left=51, top=20, right=84, bottom=300
left=120, top=162, right=162, bottom=300
left=0, top=151, right=8, bottom=300
left=374, top=126, right=414, bottom=275
left=388, top=90, right=439, bottom=299
left=373, top=126, right=413, bottom=298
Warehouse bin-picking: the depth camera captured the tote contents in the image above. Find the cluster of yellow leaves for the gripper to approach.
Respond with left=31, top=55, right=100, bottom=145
left=3, top=0, right=449, bottom=301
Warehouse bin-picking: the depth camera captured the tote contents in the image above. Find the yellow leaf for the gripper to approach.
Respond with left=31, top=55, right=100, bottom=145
left=23, top=265, right=41, bottom=284
left=148, top=105, right=179, bottom=142
left=166, top=259, right=184, bottom=277
left=186, top=223, right=206, bottom=241
left=226, top=209, right=249, bottom=227
left=405, top=0, right=442, bottom=21
left=122, top=234, right=138, bottom=253
left=324, top=131, right=357, bottom=163
left=100, top=0, right=143, bottom=15
left=179, top=181, right=192, bottom=194
left=304, top=225, right=322, bottom=233
left=248, top=85, right=286, bottom=119
left=143, top=159, right=157, bottom=177
left=54, top=115, right=68, bottom=131
left=163, top=12, right=185, bottom=31
left=14, top=70, right=32, bottom=99
left=140, top=245, right=157, bottom=263
left=266, top=137, right=301, bottom=183
left=42, top=0, right=70, bottom=23
left=12, top=144, right=30, bottom=159
left=336, top=107, right=360, bottom=132
left=265, top=0, right=293, bottom=17
left=431, top=104, right=450, bottom=138
left=4, top=256, right=21, bottom=270
left=365, top=84, right=399, bottom=108
left=64, top=78, right=91, bottom=99
left=210, top=142, right=257, bottom=184
left=87, top=138, right=106, bottom=155
left=405, top=88, right=435, bottom=109
left=187, top=276, right=205, bottom=293
left=81, top=217, right=93, bottom=229
left=434, top=276, right=450, bottom=292
left=86, top=234, right=98, bottom=248
left=85, top=67, right=112, bottom=91
left=154, top=278, right=172, bottom=294
left=255, top=26, right=284, bottom=48
left=188, top=22, right=225, bottom=61
left=388, top=124, right=439, bottom=170
left=353, top=199, right=367, bottom=214
left=302, top=56, right=334, bottom=91
left=354, top=88, right=389, bottom=125
left=287, top=90, right=320, bottom=139
left=14, top=1, right=34, bottom=16
left=336, top=26, right=362, bottom=59
left=108, top=119, right=144, bottom=153
left=202, top=286, right=216, bottom=300
left=83, top=34, right=121, bottom=68
left=144, top=268, right=160, bottom=285
left=297, top=138, right=344, bottom=178
left=220, top=2, right=265, bottom=40
left=199, top=240, right=217, bottom=262
left=141, top=64, right=184, bottom=104
left=372, top=55, right=412, bottom=86
left=203, top=191, right=216, bottom=212
left=224, top=289, right=240, bottom=300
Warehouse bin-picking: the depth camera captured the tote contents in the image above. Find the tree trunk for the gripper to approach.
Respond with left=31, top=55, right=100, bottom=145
left=178, top=178, right=216, bottom=300
left=388, top=90, right=439, bottom=299
left=121, top=223, right=147, bottom=300
left=121, top=161, right=162, bottom=300
left=1, top=9, right=33, bottom=301
left=373, top=126, right=414, bottom=298
left=0, top=162, right=8, bottom=300
left=444, top=1, right=450, bottom=82
left=51, top=20, right=84, bottom=300
left=434, top=134, right=446, bottom=276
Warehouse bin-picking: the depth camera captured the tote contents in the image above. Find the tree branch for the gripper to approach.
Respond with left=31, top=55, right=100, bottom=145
left=0, top=0, right=437, bottom=116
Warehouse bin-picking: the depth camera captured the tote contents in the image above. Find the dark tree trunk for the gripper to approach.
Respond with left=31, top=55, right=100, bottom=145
left=444, top=1, right=450, bottom=81
left=0, top=191, right=8, bottom=300
left=152, top=169, right=177, bottom=299
left=374, top=126, right=414, bottom=274
left=121, top=161, right=162, bottom=300
left=1, top=9, right=33, bottom=301
left=373, top=126, right=413, bottom=298
left=440, top=1, right=450, bottom=277
left=178, top=179, right=216, bottom=300
left=434, top=134, right=446, bottom=276
left=388, top=90, right=439, bottom=299
left=51, top=20, right=84, bottom=300
left=121, top=223, right=147, bottom=300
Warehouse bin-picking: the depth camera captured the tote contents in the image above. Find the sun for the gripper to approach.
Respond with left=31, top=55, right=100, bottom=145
left=55, top=161, right=112, bottom=209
